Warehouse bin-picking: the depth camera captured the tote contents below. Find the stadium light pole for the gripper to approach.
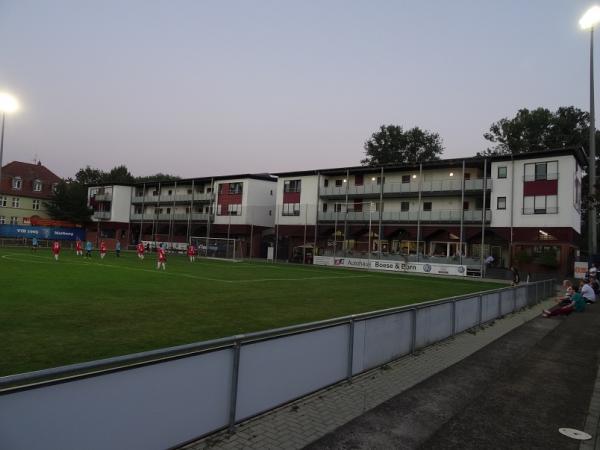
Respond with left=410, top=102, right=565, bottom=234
left=580, top=6, right=600, bottom=258
left=0, top=92, right=20, bottom=185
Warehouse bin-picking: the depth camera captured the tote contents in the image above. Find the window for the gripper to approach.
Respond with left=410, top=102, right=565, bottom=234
left=228, top=204, right=242, bottom=215
left=323, top=203, right=328, bottom=212
left=187, top=189, right=192, bottom=195
left=12, top=177, right=22, bottom=190
left=497, top=197, right=506, bottom=210
left=156, top=208, right=163, bottom=214
left=401, top=201, right=409, bottom=212
left=269, top=210, right=272, bottom=216
left=423, top=202, right=432, bottom=212
left=228, top=183, right=243, bottom=194
left=270, top=190, right=273, bottom=195
left=0, top=196, right=6, bottom=207
left=134, top=206, right=143, bottom=214
left=0, top=216, right=4, bottom=224
left=324, top=179, right=329, bottom=187
left=524, top=161, right=558, bottom=181
left=376, top=176, right=385, bottom=185
left=464, top=173, right=471, bottom=180
left=12, top=197, right=19, bottom=208
left=32, top=199, right=40, bottom=210
left=33, top=180, right=42, bottom=192
left=206, top=187, right=212, bottom=193
left=335, top=179, right=343, bottom=187
left=282, top=203, right=300, bottom=216
left=152, top=190, right=160, bottom=196
left=334, top=203, right=342, bottom=212
left=10, top=216, right=18, bottom=224
left=355, top=175, right=363, bottom=186
left=402, top=175, right=410, bottom=184
left=523, top=195, right=558, bottom=214
left=463, top=201, right=469, bottom=210
left=166, top=208, right=171, bottom=214
left=575, top=177, right=582, bottom=211
left=284, top=179, right=302, bottom=193
left=168, top=190, right=172, bottom=196
left=52, top=183, right=58, bottom=192
left=498, top=166, right=507, bottom=179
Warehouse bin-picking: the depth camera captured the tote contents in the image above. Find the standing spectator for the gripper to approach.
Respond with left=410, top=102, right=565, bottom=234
left=31, top=236, right=39, bottom=253
left=510, top=266, right=520, bottom=286
left=157, top=244, right=167, bottom=270
left=85, top=240, right=93, bottom=258
left=75, top=239, right=83, bottom=256
left=137, top=242, right=145, bottom=260
left=99, top=240, right=107, bottom=260
left=115, top=241, right=121, bottom=258
left=581, top=278, right=597, bottom=304
left=187, top=243, right=197, bottom=263
left=51, top=240, right=60, bottom=261
left=589, top=264, right=598, bottom=279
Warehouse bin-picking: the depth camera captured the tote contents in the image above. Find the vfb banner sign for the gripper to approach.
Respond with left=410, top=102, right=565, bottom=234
left=314, top=256, right=467, bottom=277
left=0, top=225, right=85, bottom=241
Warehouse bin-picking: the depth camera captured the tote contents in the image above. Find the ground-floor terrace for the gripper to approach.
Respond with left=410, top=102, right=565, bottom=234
left=274, top=224, right=579, bottom=277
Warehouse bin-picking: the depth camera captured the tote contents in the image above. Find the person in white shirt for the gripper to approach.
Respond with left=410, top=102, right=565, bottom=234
left=581, top=278, right=596, bottom=304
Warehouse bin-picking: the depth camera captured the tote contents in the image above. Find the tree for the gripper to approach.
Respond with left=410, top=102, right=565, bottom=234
left=481, top=106, right=597, bottom=156
left=44, top=180, right=93, bottom=224
left=106, top=165, right=134, bottom=184
left=75, top=166, right=105, bottom=185
left=361, top=125, right=444, bottom=166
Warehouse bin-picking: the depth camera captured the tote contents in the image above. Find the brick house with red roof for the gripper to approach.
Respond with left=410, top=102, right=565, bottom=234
left=0, top=161, right=61, bottom=225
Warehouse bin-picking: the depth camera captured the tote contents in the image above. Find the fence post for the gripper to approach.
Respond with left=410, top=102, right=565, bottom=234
left=451, top=299, right=456, bottom=336
left=512, top=285, right=517, bottom=312
left=228, top=337, right=242, bottom=433
left=411, top=308, right=417, bottom=353
left=347, top=318, right=355, bottom=382
left=478, top=294, right=483, bottom=325
left=535, top=282, right=539, bottom=303
left=497, top=291, right=502, bottom=318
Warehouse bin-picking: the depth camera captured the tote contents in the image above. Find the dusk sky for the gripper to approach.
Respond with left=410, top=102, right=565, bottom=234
left=0, top=1, right=596, bottom=179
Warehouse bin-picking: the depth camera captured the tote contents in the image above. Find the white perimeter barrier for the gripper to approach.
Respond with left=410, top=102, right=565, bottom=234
left=0, top=280, right=553, bottom=450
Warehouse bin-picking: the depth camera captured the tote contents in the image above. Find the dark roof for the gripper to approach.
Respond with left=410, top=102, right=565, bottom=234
left=0, top=161, right=61, bottom=199
left=273, top=147, right=586, bottom=177
left=88, top=173, right=277, bottom=188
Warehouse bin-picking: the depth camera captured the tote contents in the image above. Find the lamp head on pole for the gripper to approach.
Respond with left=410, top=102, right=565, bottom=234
left=580, top=6, right=600, bottom=30
left=0, top=92, right=19, bottom=114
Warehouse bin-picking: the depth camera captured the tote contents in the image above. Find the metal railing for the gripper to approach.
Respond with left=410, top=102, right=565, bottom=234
left=93, top=193, right=112, bottom=201
left=0, top=279, right=554, bottom=450
left=320, top=178, right=492, bottom=197
left=131, top=193, right=214, bottom=204
left=92, top=211, right=111, bottom=220
left=318, top=209, right=492, bottom=222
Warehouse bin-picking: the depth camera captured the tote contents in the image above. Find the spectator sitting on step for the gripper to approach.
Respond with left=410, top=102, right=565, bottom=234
left=555, top=280, right=573, bottom=305
left=543, top=285, right=585, bottom=317
left=590, top=275, right=600, bottom=296
left=581, top=278, right=597, bottom=304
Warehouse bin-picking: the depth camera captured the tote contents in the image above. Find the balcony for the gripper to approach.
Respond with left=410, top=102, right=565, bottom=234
left=318, top=209, right=491, bottom=223
left=130, top=212, right=213, bottom=221
left=131, top=192, right=214, bottom=203
left=94, top=193, right=112, bottom=201
left=320, top=179, right=492, bottom=198
left=93, top=211, right=111, bottom=220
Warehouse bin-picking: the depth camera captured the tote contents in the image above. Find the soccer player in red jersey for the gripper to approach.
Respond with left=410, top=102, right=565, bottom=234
left=75, top=239, right=83, bottom=256
left=137, top=242, right=145, bottom=260
left=157, top=244, right=167, bottom=270
left=51, top=240, right=61, bottom=261
left=187, top=243, right=197, bottom=263
left=99, top=240, right=107, bottom=260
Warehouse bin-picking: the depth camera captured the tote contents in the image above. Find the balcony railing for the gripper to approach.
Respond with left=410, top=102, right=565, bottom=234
left=94, top=193, right=112, bottom=201
left=131, top=193, right=214, bottom=203
left=130, top=212, right=213, bottom=221
left=318, top=209, right=491, bottom=223
left=320, top=178, right=492, bottom=197
left=93, top=211, right=111, bottom=220
left=522, top=207, right=559, bottom=215
left=523, top=173, right=559, bottom=182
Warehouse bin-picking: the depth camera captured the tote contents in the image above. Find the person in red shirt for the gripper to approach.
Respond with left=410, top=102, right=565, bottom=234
left=51, top=240, right=60, bottom=261
left=157, top=244, right=167, bottom=270
left=75, top=239, right=83, bottom=256
left=137, top=242, right=145, bottom=260
left=187, top=243, right=197, bottom=263
left=99, top=240, right=107, bottom=260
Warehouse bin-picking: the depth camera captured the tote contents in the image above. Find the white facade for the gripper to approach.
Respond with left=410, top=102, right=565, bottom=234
left=275, top=175, right=319, bottom=226
left=213, top=178, right=276, bottom=228
left=88, top=185, right=132, bottom=223
left=490, top=155, right=581, bottom=233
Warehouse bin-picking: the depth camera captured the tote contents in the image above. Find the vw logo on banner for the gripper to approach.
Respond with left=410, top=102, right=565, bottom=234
left=423, top=264, right=432, bottom=272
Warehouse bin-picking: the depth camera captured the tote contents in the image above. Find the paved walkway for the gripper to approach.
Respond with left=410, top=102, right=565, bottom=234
left=310, top=301, right=600, bottom=450
left=184, top=298, right=554, bottom=450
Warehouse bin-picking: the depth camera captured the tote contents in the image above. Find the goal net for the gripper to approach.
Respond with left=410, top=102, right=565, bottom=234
left=190, top=237, right=244, bottom=261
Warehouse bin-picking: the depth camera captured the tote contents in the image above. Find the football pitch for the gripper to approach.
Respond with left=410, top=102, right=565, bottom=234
left=0, top=248, right=505, bottom=377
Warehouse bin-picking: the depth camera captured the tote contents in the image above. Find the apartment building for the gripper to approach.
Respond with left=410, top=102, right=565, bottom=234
left=273, top=148, right=584, bottom=275
left=0, top=161, right=61, bottom=226
left=87, top=174, right=276, bottom=255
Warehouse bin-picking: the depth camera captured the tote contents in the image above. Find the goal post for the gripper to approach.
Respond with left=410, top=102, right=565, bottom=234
left=190, top=237, right=244, bottom=261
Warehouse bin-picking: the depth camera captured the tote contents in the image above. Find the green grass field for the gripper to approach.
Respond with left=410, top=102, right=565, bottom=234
left=0, top=247, right=505, bottom=377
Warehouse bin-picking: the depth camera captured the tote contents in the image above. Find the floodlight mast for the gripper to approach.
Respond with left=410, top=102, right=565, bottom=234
left=0, top=92, right=19, bottom=186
